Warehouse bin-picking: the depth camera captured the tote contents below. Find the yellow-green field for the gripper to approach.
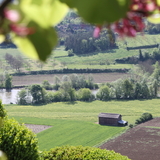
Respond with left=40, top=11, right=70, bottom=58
left=4, top=99, right=160, bottom=150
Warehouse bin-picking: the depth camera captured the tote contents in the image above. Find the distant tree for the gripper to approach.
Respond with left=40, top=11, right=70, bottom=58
left=42, top=80, right=52, bottom=90
left=139, top=49, right=144, bottom=61
left=152, top=79, right=158, bottom=97
left=97, top=85, right=110, bottom=101
left=5, top=74, right=12, bottom=90
left=0, top=73, right=5, bottom=88
left=113, top=79, right=124, bottom=99
left=62, top=75, right=70, bottom=82
left=152, top=61, right=160, bottom=81
left=86, top=74, right=94, bottom=89
left=60, top=82, right=76, bottom=101
left=70, top=74, right=79, bottom=89
left=122, top=79, right=134, bottom=99
left=77, top=88, right=95, bottom=101
left=5, top=53, right=23, bottom=72
left=17, top=89, right=28, bottom=105
left=52, top=91, right=63, bottom=102
left=134, top=82, right=142, bottom=99
left=53, top=76, right=61, bottom=90
left=29, top=84, right=45, bottom=104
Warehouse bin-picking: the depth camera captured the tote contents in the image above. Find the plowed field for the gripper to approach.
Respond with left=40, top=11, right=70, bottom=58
left=100, top=118, right=160, bottom=160
left=12, top=72, right=127, bottom=86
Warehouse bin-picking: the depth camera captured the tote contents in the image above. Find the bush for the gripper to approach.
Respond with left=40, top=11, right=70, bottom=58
left=41, top=146, right=130, bottom=160
left=77, top=88, right=95, bottom=101
left=52, top=91, right=63, bottom=102
left=68, top=49, right=74, bottom=56
left=0, top=118, right=39, bottom=160
left=135, top=113, right=153, bottom=124
left=129, top=124, right=134, bottom=128
left=17, top=89, right=28, bottom=105
left=96, top=85, right=110, bottom=101
left=42, top=80, right=52, bottom=90
left=0, top=101, right=7, bottom=119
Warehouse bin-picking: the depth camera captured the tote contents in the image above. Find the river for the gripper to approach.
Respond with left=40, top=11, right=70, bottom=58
left=0, top=89, right=20, bottom=104
left=0, top=89, right=99, bottom=105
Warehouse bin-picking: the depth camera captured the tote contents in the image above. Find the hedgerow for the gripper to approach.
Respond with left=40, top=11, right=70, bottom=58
left=41, top=145, right=130, bottom=160
left=135, top=113, right=153, bottom=124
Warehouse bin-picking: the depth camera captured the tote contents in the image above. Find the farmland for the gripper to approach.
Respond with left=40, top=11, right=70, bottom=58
left=12, top=72, right=128, bottom=86
left=100, top=118, right=160, bottom=160
left=4, top=99, right=160, bottom=151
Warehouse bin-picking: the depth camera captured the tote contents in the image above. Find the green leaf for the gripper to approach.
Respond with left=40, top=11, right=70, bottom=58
left=60, top=0, right=131, bottom=24
left=156, top=0, right=160, bottom=6
left=20, top=0, right=68, bottom=27
left=13, top=22, right=58, bottom=61
left=147, top=11, right=160, bottom=24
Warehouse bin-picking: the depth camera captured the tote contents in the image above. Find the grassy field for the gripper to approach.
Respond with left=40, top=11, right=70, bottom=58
left=4, top=99, right=160, bottom=150
left=1, top=34, right=159, bottom=73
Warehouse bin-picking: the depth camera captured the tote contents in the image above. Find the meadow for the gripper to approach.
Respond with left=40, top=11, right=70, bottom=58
left=4, top=99, right=160, bottom=150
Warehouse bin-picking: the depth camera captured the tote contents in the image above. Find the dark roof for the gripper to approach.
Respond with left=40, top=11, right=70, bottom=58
left=98, top=113, right=121, bottom=119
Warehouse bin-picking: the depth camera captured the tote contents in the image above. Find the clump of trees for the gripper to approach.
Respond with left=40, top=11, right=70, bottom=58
left=65, top=30, right=117, bottom=54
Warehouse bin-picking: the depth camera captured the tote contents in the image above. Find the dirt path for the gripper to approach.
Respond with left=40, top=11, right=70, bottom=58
left=12, top=72, right=128, bottom=86
left=25, top=124, right=52, bottom=134
left=100, top=118, right=160, bottom=160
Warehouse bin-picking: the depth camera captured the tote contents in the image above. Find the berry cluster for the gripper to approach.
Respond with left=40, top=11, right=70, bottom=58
left=94, top=0, right=159, bottom=38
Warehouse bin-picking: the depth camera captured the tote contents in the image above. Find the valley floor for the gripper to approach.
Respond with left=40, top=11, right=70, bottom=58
left=100, top=117, right=160, bottom=160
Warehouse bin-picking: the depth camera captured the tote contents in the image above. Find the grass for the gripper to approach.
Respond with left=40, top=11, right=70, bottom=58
left=0, top=34, right=160, bottom=73
left=4, top=99, right=160, bottom=150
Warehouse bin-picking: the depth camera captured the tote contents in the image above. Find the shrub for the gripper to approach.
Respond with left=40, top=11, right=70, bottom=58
left=135, top=113, right=153, bottom=124
left=0, top=101, right=7, bottom=119
left=129, top=124, right=134, bottom=128
left=0, top=118, right=39, bottom=160
left=42, top=80, right=52, bottom=90
left=77, top=88, right=95, bottom=101
left=96, top=85, right=110, bottom=101
left=17, top=89, right=28, bottom=105
left=68, top=49, right=74, bottom=56
left=52, top=84, right=60, bottom=90
left=52, top=91, right=63, bottom=102
left=41, top=146, right=130, bottom=160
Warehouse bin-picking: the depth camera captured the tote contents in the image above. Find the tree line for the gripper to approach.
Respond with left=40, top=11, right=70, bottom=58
left=17, top=62, right=160, bottom=105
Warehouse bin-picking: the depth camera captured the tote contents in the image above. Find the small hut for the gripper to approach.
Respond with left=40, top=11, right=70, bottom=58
left=98, top=113, right=127, bottom=126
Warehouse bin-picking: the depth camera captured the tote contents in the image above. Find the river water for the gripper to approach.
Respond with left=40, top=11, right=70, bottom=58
left=0, top=89, right=99, bottom=105
left=0, top=89, right=20, bottom=104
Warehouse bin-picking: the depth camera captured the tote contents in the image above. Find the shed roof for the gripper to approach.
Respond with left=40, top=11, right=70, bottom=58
left=98, top=113, right=121, bottom=119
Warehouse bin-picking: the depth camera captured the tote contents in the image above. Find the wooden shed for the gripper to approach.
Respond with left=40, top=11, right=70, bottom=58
left=98, top=113, right=122, bottom=126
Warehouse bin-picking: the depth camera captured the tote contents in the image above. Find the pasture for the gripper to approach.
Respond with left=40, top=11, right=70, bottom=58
left=4, top=99, right=160, bottom=150
left=0, top=34, right=160, bottom=73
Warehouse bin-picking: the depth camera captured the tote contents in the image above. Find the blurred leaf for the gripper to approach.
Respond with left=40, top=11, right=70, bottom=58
left=148, top=11, right=160, bottom=24
left=60, top=0, right=131, bottom=24
left=0, top=151, right=7, bottom=160
left=156, top=0, right=160, bottom=6
left=20, top=0, right=68, bottom=27
left=0, top=35, right=4, bottom=43
left=13, top=22, right=57, bottom=61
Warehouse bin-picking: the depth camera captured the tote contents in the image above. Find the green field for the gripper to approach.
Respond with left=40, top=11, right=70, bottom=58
left=4, top=99, right=160, bottom=150
left=1, top=34, right=160, bottom=72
